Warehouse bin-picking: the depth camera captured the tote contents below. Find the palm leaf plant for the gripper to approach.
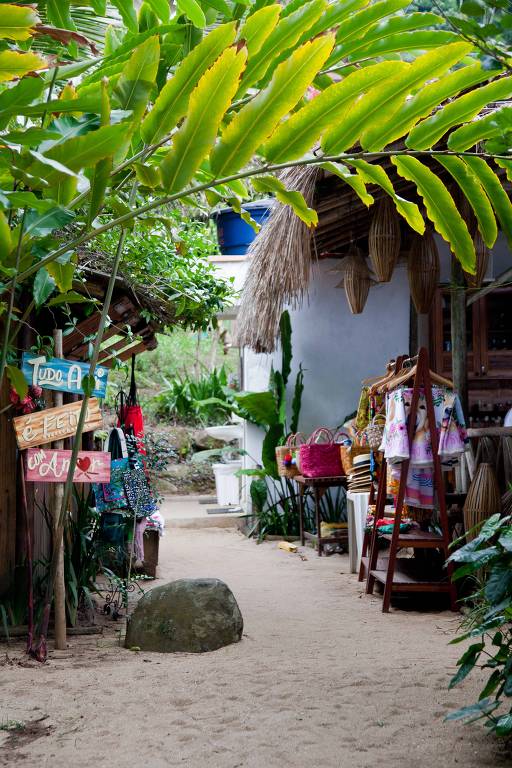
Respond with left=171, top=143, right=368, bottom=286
left=0, top=0, right=510, bottom=657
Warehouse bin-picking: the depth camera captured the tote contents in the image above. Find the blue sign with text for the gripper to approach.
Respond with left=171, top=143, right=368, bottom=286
left=21, top=353, right=109, bottom=398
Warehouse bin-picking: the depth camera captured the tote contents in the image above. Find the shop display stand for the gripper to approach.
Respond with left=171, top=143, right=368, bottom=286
left=365, top=347, right=457, bottom=612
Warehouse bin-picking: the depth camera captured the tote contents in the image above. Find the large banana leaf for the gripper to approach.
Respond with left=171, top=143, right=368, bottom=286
left=407, top=75, right=512, bottom=150
left=113, top=35, right=160, bottom=121
left=328, top=11, right=446, bottom=63
left=368, top=62, right=490, bottom=150
left=86, top=80, right=112, bottom=224
left=238, top=6, right=281, bottom=56
left=239, top=0, right=326, bottom=91
left=324, top=42, right=472, bottom=153
left=298, top=0, right=371, bottom=44
left=435, top=156, right=497, bottom=249
left=112, top=34, right=160, bottom=161
left=111, top=0, right=137, bottom=32
left=324, top=43, right=470, bottom=153
left=211, top=34, right=335, bottom=177
left=251, top=175, right=318, bottom=226
left=392, top=155, right=475, bottom=272
left=320, top=162, right=374, bottom=208
left=348, top=159, right=424, bottom=233
left=342, top=29, right=462, bottom=62
left=141, top=22, right=236, bottom=145
left=27, top=123, right=127, bottom=186
left=0, top=4, right=39, bottom=41
left=448, top=106, right=512, bottom=152
left=0, top=51, right=47, bottom=82
left=160, top=46, right=247, bottom=193
left=463, top=156, right=512, bottom=249
left=325, top=0, right=411, bottom=67
left=263, top=60, right=400, bottom=163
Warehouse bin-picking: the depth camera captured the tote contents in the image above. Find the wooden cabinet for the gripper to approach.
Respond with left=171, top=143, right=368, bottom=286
left=430, top=287, right=512, bottom=423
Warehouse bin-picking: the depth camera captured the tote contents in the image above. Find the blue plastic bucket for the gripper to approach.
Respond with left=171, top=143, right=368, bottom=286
left=214, top=199, right=272, bottom=255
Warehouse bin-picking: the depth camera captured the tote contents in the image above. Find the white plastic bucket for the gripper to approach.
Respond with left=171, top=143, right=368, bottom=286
left=212, top=461, right=242, bottom=506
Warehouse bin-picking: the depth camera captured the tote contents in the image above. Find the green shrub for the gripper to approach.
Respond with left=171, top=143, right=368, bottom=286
left=151, top=366, right=237, bottom=426
left=446, top=513, right=512, bottom=736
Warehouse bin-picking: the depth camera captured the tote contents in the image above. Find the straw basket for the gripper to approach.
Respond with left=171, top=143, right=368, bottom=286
left=463, top=462, right=501, bottom=540
left=408, top=230, right=440, bottom=314
left=299, top=428, right=344, bottom=478
left=368, top=197, right=401, bottom=283
left=464, top=231, right=489, bottom=289
left=340, top=245, right=372, bottom=315
left=275, top=433, right=305, bottom=478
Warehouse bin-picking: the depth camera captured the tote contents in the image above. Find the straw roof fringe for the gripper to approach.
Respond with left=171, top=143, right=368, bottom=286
left=236, top=165, right=320, bottom=353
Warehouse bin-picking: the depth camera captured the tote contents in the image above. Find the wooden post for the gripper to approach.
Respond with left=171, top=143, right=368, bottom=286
left=52, top=330, right=67, bottom=650
left=451, top=257, right=468, bottom=414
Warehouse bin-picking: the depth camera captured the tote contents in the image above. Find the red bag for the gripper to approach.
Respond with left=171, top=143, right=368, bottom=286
left=299, top=428, right=344, bottom=478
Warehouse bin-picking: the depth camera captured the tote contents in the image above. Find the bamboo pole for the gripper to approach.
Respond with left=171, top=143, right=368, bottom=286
left=52, top=329, right=67, bottom=650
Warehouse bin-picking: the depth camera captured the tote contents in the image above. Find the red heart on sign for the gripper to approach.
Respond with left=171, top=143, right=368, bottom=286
left=77, top=457, right=91, bottom=472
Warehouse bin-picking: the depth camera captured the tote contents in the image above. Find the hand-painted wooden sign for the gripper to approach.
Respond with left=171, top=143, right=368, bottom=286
left=21, top=353, right=109, bottom=398
left=13, top=398, right=103, bottom=450
left=25, top=449, right=111, bottom=483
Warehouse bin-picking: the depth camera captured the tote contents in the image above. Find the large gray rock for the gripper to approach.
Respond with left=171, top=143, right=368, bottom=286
left=125, top=578, right=243, bottom=653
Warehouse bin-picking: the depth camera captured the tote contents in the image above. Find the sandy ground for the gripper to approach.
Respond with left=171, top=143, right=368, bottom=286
left=0, top=522, right=510, bottom=768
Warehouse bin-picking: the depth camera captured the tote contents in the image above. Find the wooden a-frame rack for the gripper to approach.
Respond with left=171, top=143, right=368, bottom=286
left=364, top=347, right=458, bottom=612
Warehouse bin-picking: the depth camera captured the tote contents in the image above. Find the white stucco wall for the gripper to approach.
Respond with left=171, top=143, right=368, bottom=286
left=240, top=257, right=411, bottom=484
left=283, top=258, right=411, bottom=433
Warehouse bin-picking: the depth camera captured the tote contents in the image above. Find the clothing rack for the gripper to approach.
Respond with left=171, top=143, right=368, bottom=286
left=365, top=347, right=457, bottom=612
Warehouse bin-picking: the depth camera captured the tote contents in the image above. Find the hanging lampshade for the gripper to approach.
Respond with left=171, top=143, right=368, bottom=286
left=338, top=245, right=372, bottom=314
left=463, top=463, right=501, bottom=541
left=464, top=230, right=489, bottom=289
left=407, top=230, right=440, bottom=314
left=368, top=197, right=401, bottom=282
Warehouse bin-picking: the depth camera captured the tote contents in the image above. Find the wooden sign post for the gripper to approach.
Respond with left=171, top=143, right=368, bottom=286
left=12, top=398, right=103, bottom=450
left=21, top=353, right=109, bottom=398
left=25, top=449, right=111, bottom=483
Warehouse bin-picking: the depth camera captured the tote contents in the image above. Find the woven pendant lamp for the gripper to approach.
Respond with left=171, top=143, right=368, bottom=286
left=408, top=230, right=440, bottom=314
left=464, top=230, right=489, bottom=289
left=368, top=197, right=401, bottom=282
left=463, top=463, right=501, bottom=540
left=338, top=245, right=372, bottom=314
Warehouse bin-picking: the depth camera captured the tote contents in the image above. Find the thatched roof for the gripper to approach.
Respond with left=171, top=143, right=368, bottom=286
left=236, top=152, right=509, bottom=354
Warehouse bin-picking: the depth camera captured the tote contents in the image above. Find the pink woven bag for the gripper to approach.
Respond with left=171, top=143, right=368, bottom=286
left=299, top=428, right=344, bottom=478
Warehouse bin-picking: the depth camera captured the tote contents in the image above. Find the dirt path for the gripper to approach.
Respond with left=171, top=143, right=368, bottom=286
left=0, top=527, right=508, bottom=768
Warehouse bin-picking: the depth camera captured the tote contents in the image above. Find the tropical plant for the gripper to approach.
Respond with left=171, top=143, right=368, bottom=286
left=446, top=513, right=512, bottom=737
left=235, top=311, right=304, bottom=479
left=1, top=0, right=511, bottom=659
left=151, top=366, right=237, bottom=425
left=94, top=213, right=231, bottom=332
left=63, top=488, right=102, bottom=626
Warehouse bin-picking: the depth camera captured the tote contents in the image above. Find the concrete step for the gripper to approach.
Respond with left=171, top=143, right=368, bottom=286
left=160, top=495, right=246, bottom=530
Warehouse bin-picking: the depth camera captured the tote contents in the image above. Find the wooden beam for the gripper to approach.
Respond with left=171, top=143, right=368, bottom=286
left=467, top=266, right=512, bottom=306
left=0, top=379, right=17, bottom=595
left=451, top=257, right=468, bottom=414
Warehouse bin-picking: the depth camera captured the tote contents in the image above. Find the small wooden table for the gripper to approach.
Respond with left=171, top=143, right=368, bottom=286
left=295, top=475, right=348, bottom=556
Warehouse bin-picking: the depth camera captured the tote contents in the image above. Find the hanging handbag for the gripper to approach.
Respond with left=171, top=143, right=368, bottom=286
left=364, top=412, right=386, bottom=450
left=275, top=433, right=305, bottom=478
left=299, top=428, right=344, bottom=478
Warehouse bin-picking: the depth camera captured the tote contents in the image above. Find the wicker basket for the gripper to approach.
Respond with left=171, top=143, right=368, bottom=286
left=408, top=230, right=440, bottom=314
left=464, top=231, right=489, bottom=289
left=299, top=428, right=344, bottom=478
left=275, top=433, right=305, bottom=478
left=463, top=462, right=501, bottom=540
left=340, top=245, right=372, bottom=315
left=368, top=197, right=401, bottom=283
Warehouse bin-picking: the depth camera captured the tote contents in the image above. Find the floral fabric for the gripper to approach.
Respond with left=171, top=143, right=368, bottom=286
left=381, top=386, right=467, bottom=508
